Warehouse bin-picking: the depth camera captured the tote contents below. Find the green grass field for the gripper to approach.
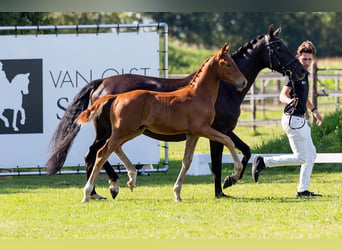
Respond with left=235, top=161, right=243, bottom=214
left=0, top=161, right=341, bottom=239
left=1, top=120, right=341, bottom=240
left=1, top=105, right=341, bottom=241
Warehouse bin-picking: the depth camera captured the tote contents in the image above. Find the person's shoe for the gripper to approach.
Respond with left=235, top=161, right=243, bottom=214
left=252, top=155, right=266, bottom=182
left=296, top=190, right=323, bottom=198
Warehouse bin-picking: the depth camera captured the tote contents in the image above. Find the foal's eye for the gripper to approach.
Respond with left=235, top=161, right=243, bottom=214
left=226, top=64, right=231, bottom=67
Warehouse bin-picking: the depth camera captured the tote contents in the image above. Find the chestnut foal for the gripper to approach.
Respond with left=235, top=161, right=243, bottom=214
left=76, top=43, right=247, bottom=202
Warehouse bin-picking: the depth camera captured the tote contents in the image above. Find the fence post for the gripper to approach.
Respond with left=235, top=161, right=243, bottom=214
left=274, top=79, right=281, bottom=105
left=251, top=82, right=256, bottom=131
left=335, top=74, right=340, bottom=111
left=261, top=79, right=265, bottom=118
left=310, top=62, right=318, bottom=122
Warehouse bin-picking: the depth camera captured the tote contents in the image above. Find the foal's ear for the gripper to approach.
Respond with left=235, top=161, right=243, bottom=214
left=224, top=43, right=231, bottom=53
left=219, top=43, right=231, bottom=57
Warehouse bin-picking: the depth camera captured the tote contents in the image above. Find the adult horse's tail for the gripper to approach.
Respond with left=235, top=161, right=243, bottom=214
left=45, top=79, right=104, bottom=175
left=76, top=94, right=116, bottom=125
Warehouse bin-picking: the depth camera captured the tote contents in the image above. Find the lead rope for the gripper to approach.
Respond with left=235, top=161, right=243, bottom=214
left=288, top=80, right=306, bottom=129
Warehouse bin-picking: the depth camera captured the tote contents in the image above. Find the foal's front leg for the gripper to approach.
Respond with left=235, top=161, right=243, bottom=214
left=173, top=134, right=199, bottom=202
left=203, top=128, right=243, bottom=186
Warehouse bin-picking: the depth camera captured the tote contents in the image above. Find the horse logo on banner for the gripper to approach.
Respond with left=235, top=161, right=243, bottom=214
left=0, top=61, right=30, bottom=131
left=0, top=59, right=43, bottom=134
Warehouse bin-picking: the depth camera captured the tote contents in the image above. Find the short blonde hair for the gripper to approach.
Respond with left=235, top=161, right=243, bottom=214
left=297, top=40, right=316, bottom=56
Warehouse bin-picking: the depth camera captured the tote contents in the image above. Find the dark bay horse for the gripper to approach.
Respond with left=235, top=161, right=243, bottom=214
left=76, top=43, right=247, bottom=202
left=46, top=25, right=306, bottom=199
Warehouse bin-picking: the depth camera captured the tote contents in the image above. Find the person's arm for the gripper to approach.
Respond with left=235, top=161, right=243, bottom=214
left=279, top=85, right=297, bottom=106
left=306, top=99, right=323, bottom=126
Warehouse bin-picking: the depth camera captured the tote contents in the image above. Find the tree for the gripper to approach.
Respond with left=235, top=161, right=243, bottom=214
left=0, top=12, right=52, bottom=35
left=147, top=12, right=342, bottom=57
left=1, top=12, right=341, bottom=57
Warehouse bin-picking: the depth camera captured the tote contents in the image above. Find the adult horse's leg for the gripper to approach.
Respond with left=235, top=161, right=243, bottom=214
left=223, top=132, right=251, bottom=189
left=209, top=140, right=226, bottom=197
left=173, top=134, right=199, bottom=202
left=104, top=161, right=120, bottom=199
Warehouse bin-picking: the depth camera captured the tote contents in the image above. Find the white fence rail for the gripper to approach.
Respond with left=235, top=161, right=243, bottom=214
left=187, top=153, right=342, bottom=176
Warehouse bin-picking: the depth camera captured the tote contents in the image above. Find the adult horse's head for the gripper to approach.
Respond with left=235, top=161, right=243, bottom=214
left=264, top=24, right=307, bottom=81
left=217, top=43, right=247, bottom=90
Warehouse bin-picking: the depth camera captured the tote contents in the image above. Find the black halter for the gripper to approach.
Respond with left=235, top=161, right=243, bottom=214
left=265, top=35, right=297, bottom=79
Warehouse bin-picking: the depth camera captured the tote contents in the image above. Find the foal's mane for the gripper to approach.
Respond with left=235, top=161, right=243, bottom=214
left=187, top=53, right=217, bottom=88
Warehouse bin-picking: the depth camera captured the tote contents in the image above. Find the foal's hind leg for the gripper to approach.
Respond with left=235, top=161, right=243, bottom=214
left=85, top=140, right=106, bottom=199
left=82, top=140, right=114, bottom=202
left=85, top=139, right=120, bottom=200
left=173, top=134, right=199, bottom=202
left=86, top=116, right=120, bottom=200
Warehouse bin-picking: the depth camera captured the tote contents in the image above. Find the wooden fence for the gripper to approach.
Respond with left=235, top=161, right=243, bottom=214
left=242, top=62, right=342, bottom=129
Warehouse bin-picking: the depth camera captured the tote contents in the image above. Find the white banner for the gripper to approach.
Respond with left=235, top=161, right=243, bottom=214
left=0, top=32, right=160, bottom=168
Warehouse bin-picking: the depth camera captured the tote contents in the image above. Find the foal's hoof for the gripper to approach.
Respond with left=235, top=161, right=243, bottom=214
left=81, top=197, right=90, bottom=203
left=127, top=181, right=135, bottom=192
left=174, top=196, right=182, bottom=202
left=215, top=192, right=234, bottom=199
left=109, top=185, right=119, bottom=199
left=223, top=176, right=237, bottom=189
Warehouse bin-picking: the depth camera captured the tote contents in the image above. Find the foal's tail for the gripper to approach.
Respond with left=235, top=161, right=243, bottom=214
left=45, top=79, right=104, bottom=175
left=76, top=95, right=116, bottom=125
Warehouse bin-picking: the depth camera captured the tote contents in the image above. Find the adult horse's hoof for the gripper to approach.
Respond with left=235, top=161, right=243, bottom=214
left=109, top=185, right=119, bottom=199
left=90, top=193, right=107, bottom=200
left=223, top=175, right=237, bottom=189
left=215, top=192, right=234, bottom=199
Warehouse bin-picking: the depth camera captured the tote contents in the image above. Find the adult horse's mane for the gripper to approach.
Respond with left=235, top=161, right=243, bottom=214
left=231, top=35, right=265, bottom=58
left=189, top=36, right=262, bottom=87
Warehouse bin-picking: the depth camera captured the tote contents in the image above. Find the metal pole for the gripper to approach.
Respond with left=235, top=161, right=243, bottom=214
left=160, top=23, right=169, bottom=170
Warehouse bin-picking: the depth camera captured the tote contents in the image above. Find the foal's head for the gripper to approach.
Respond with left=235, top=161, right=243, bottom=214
left=215, top=43, right=247, bottom=90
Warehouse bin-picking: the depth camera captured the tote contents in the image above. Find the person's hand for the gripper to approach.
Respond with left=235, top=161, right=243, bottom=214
left=290, top=98, right=298, bottom=107
left=313, top=111, right=323, bottom=126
